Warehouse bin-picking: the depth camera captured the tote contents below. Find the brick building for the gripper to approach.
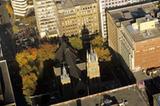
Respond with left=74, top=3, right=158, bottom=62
left=107, top=1, right=160, bottom=71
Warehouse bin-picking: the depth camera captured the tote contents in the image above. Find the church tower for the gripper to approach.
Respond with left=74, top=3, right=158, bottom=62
left=60, top=65, right=71, bottom=85
left=60, top=65, right=73, bottom=100
left=86, top=47, right=101, bottom=94
left=87, top=47, right=100, bottom=79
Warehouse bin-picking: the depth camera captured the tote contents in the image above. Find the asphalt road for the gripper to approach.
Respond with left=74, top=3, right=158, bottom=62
left=0, top=24, right=16, bottom=61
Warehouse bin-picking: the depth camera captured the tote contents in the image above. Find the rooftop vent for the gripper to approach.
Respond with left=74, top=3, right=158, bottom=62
left=122, top=11, right=133, bottom=19
left=143, top=30, right=151, bottom=38
left=145, top=14, right=153, bottom=21
left=118, top=99, right=128, bottom=106
left=157, top=11, right=160, bottom=18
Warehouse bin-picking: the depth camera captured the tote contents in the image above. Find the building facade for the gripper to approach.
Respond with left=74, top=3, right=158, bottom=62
left=0, top=44, right=16, bottom=105
left=99, top=0, right=145, bottom=38
left=11, top=0, right=33, bottom=17
left=57, top=0, right=99, bottom=36
left=33, top=0, right=59, bottom=38
left=87, top=49, right=100, bottom=79
left=107, top=1, right=160, bottom=71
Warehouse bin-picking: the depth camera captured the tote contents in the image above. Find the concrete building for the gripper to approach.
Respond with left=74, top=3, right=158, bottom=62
left=33, top=0, right=59, bottom=38
left=53, top=84, right=149, bottom=106
left=11, top=0, right=33, bottom=17
left=57, top=0, right=99, bottom=36
left=0, top=44, right=16, bottom=106
left=107, top=1, right=160, bottom=72
left=98, top=0, right=145, bottom=38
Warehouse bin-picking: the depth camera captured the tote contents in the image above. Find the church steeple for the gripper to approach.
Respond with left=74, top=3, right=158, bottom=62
left=86, top=47, right=100, bottom=79
left=60, top=65, right=71, bottom=85
left=0, top=44, right=3, bottom=57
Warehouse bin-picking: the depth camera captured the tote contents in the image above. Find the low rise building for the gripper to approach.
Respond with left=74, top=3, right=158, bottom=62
left=53, top=84, right=149, bottom=106
left=107, top=1, right=160, bottom=71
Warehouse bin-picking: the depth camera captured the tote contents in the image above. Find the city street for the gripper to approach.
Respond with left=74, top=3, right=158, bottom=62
left=0, top=1, right=10, bottom=24
left=0, top=24, right=16, bottom=61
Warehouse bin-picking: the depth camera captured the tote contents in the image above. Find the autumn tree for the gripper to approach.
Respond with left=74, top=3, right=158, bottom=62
left=91, top=35, right=112, bottom=62
left=16, top=43, right=58, bottom=104
left=94, top=47, right=111, bottom=61
left=91, top=35, right=103, bottom=47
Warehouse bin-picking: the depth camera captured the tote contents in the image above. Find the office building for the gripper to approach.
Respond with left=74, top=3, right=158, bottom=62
left=107, top=1, right=160, bottom=71
left=99, top=0, right=145, bottom=38
left=11, top=0, right=33, bottom=17
left=57, top=0, right=99, bottom=36
left=33, top=0, right=59, bottom=38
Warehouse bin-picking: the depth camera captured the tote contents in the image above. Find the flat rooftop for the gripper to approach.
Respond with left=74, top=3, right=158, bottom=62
left=56, top=0, right=96, bottom=9
left=109, top=1, right=160, bottom=42
left=123, top=19, right=160, bottom=42
left=133, top=71, right=151, bottom=82
left=52, top=84, right=148, bottom=106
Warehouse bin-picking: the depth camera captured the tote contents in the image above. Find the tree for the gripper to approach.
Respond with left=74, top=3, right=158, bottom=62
left=16, top=43, right=58, bottom=104
left=69, top=37, right=83, bottom=50
left=37, top=43, right=57, bottom=61
left=22, top=73, right=38, bottom=96
left=91, top=35, right=103, bottom=47
left=22, top=72, right=38, bottom=104
left=94, top=47, right=112, bottom=62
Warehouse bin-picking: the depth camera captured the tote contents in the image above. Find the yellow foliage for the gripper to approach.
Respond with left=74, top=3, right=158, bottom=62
left=16, top=51, right=30, bottom=67
left=22, top=73, right=37, bottom=96
left=94, top=47, right=111, bottom=61
left=5, top=3, right=13, bottom=16
left=37, top=43, right=57, bottom=61
left=91, top=36, right=103, bottom=47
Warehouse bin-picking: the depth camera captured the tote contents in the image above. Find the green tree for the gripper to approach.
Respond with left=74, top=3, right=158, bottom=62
left=69, top=37, right=83, bottom=50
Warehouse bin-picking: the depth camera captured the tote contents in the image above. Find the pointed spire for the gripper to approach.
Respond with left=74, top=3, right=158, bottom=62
left=90, top=44, right=93, bottom=54
left=93, top=49, right=98, bottom=62
left=62, top=64, right=67, bottom=75
left=0, top=44, right=3, bottom=57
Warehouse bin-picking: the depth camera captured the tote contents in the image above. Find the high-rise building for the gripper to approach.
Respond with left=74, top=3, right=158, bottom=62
left=33, top=0, right=59, bottom=38
left=57, top=0, right=99, bottom=36
left=11, top=0, right=33, bottom=17
left=107, top=1, right=160, bottom=72
left=99, top=0, right=145, bottom=38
